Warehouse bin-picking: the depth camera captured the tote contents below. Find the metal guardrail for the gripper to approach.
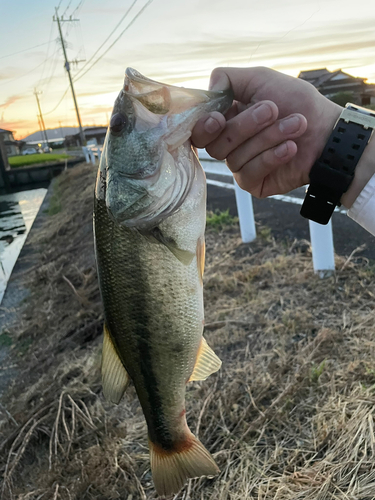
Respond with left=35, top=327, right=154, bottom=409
left=84, top=147, right=336, bottom=276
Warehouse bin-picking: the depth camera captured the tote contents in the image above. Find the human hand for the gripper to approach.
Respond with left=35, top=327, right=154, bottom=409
left=192, top=67, right=342, bottom=198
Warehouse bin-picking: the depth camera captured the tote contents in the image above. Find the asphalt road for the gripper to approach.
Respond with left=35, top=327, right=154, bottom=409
left=206, top=173, right=375, bottom=261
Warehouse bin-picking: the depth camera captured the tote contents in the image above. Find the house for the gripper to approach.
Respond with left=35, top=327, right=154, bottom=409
left=65, top=126, right=107, bottom=147
left=298, top=68, right=375, bottom=106
left=0, top=128, right=23, bottom=156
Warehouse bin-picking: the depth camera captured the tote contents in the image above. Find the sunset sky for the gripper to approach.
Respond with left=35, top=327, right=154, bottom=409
left=1, top=0, right=375, bottom=139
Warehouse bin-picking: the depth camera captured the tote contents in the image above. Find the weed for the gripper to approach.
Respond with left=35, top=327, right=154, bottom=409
left=0, top=331, right=12, bottom=347
left=310, top=359, right=326, bottom=383
left=206, top=209, right=238, bottom=231
left=45, top=179, right=62, bottom=216
left=258, top=225, right=272, bottom=240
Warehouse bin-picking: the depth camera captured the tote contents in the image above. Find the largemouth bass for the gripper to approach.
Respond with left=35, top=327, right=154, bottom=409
left=94, top=68, right=232, bottom=497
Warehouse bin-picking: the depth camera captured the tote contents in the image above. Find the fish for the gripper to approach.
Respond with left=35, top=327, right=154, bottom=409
left=93, top=68, right=233, bottom=497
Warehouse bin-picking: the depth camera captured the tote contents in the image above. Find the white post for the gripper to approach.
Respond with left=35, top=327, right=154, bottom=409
left=234, top=180, right=256, bottom=243
left=82, top=146, right=90, bottom=163
left=97, top=147, right=102, bottom=163
left=309, top=219, right=335, bottom=277
left=89, top=149, right=95, bottom=165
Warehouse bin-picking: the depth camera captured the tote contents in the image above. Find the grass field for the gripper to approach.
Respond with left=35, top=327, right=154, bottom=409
left=1, top=164, right=375, bottom=500
left=8, top=153, right=70, bottom=168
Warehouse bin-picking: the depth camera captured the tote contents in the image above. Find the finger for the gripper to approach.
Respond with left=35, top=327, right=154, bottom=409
left=209, top=66, right=272, bottom=101
left=224, top=100, right=249, bottom=121
left=227, top=113, right=307, bottom=172
left=206, top=100, right=279, bottom=161
left=234, top=140, right=298, bottom=197
left=191, top=111, right=226, bottom=148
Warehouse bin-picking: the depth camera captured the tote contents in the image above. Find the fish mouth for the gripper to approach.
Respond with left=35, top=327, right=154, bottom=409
left=123, top=67, right=233, bottom=118
left=99, top=69, right=233, bottom=229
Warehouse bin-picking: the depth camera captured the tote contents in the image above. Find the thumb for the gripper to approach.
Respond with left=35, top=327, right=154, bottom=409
left=209, top=67, right=268, bottom=104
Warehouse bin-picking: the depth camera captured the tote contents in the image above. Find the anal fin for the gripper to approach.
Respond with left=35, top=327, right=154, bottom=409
left=101, top=324, right=130, bottom=404
left=189, top=337, right=221, bottom=382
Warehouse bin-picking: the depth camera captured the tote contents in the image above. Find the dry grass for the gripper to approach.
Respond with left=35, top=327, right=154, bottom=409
left=1, top=164, right=375, bottom=499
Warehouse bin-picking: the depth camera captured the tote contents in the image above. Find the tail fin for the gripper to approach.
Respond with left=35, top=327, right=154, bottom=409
left=149, top=432, right=219, bottom=497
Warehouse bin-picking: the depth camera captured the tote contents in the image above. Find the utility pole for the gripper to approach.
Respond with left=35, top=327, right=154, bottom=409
left=34, top=89, right=50, bottom=148
left=54, top=7, right=86, bottom=146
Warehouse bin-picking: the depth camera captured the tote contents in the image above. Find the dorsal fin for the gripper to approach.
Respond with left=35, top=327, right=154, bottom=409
left=188, top=337, right=221, bottom=382
left=101, top=324, right=130, bottom=404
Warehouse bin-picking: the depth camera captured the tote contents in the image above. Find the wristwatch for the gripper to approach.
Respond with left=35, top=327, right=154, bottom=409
left=300, top=103, right=375, bottom=224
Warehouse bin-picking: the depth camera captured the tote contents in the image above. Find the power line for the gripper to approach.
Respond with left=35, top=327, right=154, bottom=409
left=0, top=49, right=59, bottom=87
left=39, top=0, right=153, bottom=120
left=43, top=47, right=61, bottom=94
left=43, top=85, right=70, bottom=115
left=0, top=41, right=51, bottom=61
left=71, top=0, right=86, bottom=17
left=62, top=0, right=73, bottom=17
left=72, top=0, right=138, bottom=81
left=37, top=22, right=56, bottom=88
left=74, top=0, right=154, bottom=83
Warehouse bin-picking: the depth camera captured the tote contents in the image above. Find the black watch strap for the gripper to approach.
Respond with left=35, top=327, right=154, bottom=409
left=300, top=104, right=375, bottom=225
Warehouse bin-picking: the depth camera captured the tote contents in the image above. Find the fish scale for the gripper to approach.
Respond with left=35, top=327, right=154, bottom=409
left=95, top=196, right=201, bottom=446
left=94, top=68, right=232, bottom=497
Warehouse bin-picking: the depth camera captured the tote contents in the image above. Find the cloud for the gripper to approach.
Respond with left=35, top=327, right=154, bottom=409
left=0, top=118, right=35, bottom=136
left=114, top=19, right=375, bottom=82
left=0, top=67, right=19, bottom=81
left=0, top=95, right=22, bottom=109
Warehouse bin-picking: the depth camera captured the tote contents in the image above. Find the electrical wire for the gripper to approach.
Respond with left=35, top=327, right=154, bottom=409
left=37, top=0, right=153, bottom=119
left=72, top=0, right=138, bottom=81
left=43, top=85, right=70, bottom=115
left=37, top=22, right=56, bottom=88
left=74, top=0, right=154, bottom=83
left=0, top=49, right=59, bottom=87
left=0, top=41, right=51, bottom=60
left=62, top=0, right=73, bottom=18
left=43, top=46, right=61, bottom=95
left=70, top=0, right=86, bottom=18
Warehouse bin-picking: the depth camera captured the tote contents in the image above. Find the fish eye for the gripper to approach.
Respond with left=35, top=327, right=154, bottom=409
left=110, top=113, right=127, bottom=134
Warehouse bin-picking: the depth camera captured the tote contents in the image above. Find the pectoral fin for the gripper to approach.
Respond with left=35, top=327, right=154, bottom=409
left=149, top=227, right=195, bottom=265
left=101, top=324, right=130, bottom=404
left=196, top=237, right=205, bottom=285
left=188, top=337, right=222, bottom=382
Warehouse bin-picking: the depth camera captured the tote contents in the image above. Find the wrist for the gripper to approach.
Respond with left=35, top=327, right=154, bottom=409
left=340, top=133, right=375, bottom=209
left=302, top=103, right=375, bottom=224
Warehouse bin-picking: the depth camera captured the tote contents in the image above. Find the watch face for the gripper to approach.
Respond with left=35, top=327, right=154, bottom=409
left=346, top=103, right=375, bottom=119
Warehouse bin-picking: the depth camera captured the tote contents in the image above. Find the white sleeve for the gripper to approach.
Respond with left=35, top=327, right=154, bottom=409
left=347, top=173, right=375, bottom=236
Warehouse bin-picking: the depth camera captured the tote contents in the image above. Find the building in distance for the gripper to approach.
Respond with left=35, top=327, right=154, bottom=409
left=298, top=68, right=375, bottom=107
left=0, top=129, right=24, bottom=156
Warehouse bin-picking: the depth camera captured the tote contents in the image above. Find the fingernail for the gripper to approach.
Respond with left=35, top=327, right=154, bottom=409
left=279, top=116, right=301, bottom=134
left=209, top=73, right=229, bottom=91
left=274, top=143, right=288, bottom=158
left=204, top=117, right=221, bottom=134
left=253, top=104, right=273, bottom=124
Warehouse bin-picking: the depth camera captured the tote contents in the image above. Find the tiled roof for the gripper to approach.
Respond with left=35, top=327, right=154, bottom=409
left=298, top=68, right=330, bottom=80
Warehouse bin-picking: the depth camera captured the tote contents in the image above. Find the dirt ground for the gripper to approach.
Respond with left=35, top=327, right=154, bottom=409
left=1, top=164, right=375, bottom=500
